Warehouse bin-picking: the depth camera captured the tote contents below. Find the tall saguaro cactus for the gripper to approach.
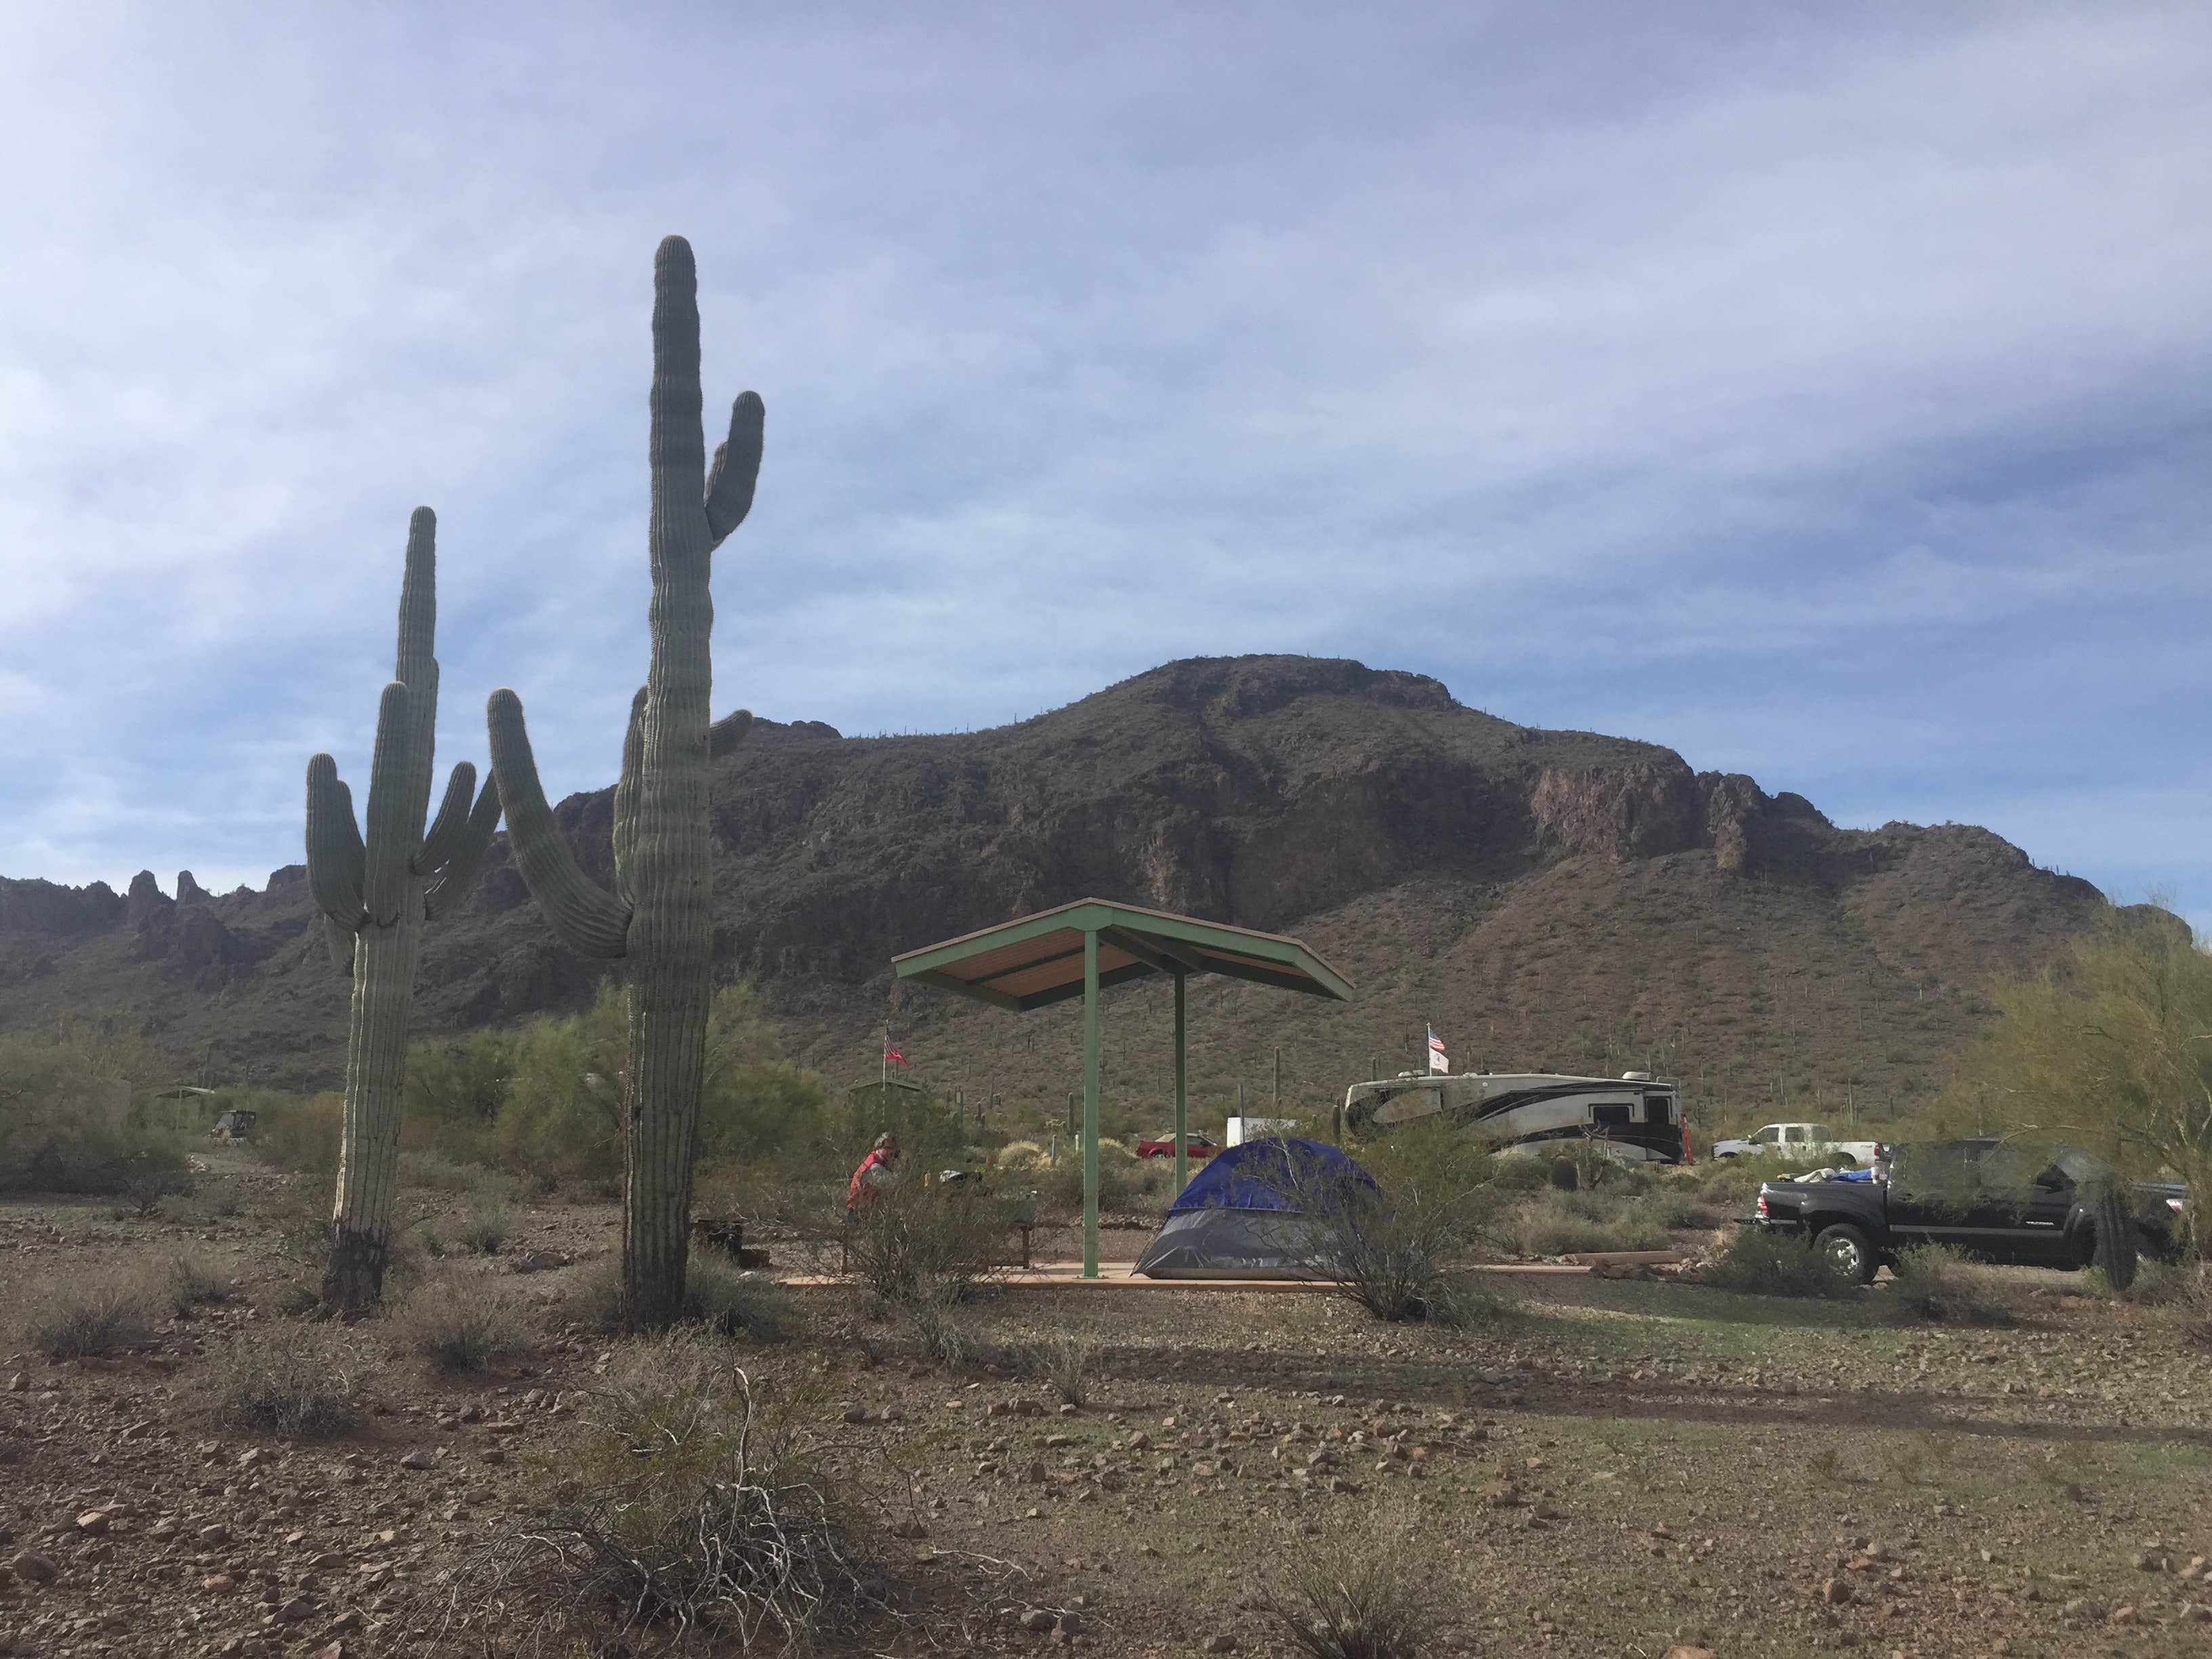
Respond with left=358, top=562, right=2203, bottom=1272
left=307, top=507, right=502, bottom=1313
left=487, top=235, right=763, bottom=1331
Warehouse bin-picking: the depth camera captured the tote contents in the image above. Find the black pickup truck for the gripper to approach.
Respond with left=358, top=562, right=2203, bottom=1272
left=1754, top=1138, right=2186, bottom=1282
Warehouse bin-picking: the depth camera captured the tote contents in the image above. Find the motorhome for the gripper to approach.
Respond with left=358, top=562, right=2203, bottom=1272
left=1338, top=1070, right=1688, bottom=1164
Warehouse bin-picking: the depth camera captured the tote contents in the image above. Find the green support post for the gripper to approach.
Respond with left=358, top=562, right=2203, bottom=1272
left=1172, top=970, right=1189, bottom=1193
left=1082, top=928, right=1101, bottom=1279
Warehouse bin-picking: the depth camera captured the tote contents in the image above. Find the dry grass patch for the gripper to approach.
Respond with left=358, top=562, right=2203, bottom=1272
left=387, top=1275, right=531, bottom=1373
left=434, top=1335, right=879, bottom=1654
left=14, top=1267, right=162, bottom=1359
left=203, top=1323, right=368, bottom=1437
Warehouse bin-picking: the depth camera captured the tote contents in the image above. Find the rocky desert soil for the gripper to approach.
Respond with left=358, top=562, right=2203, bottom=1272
left=4, top=1158, right=2211, bottom=1658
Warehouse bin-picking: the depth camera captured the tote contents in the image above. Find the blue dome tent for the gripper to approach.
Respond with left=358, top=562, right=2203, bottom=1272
left=1134, top=1136, right=1380, bottom=1279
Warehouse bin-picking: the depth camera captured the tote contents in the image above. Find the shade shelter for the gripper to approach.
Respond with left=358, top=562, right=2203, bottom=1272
left=890, top=898, right=1355, bottom=1277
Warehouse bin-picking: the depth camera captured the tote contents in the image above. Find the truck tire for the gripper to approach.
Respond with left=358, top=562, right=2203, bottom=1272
left=2089, top=1179, right=2139, bottom=1292
left=1814, top=1223, right=1876, bottom=1284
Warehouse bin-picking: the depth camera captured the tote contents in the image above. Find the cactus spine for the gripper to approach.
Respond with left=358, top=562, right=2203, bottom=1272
left=487, top=235, right=762, bottom=1331
left=306, top=508, right=502, bottom=1313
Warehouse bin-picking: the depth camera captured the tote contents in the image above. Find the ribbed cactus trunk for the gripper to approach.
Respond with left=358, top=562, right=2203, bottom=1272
left=488, top=235, right=762, bottom=1332
left=308, top=509, right=502, bottom=1314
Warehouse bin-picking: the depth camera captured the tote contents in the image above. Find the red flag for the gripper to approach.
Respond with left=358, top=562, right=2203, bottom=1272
left=884, top=1044, right=909, bottom=1068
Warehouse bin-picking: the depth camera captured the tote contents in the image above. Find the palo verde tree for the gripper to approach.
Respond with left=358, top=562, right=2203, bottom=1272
left=306, top=507, right=503, bottom=1312
left=1935, top=906, right=2212, bottom=1275
left=487, top=234, right=762, bottom=1330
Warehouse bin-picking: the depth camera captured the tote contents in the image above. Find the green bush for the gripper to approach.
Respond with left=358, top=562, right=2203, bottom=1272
left=1546, top=1156, right=1578, bottom=1192
left=1702, top=1227, right=1859, bottom=1300
left=1501, top=1189, right=1671, bottom=1257
left=1887, top=1246, right=2024, bottom=1326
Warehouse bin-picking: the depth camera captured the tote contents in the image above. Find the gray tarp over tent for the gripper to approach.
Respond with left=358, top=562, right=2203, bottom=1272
left=1134, top=1137, right=1378, bottom=1279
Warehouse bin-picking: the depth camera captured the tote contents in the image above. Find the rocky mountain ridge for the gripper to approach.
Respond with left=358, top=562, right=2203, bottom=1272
left=0, top=655, right=2109, bottom=1126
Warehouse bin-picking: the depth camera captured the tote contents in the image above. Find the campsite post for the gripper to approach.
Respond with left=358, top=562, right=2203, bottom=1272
left=1173, top=968, right=1189, bottom=1193
left=1082, top=926, right=1101, bottom=1277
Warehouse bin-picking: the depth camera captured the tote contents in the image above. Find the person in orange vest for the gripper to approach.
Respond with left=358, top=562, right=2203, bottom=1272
left=846, top=1132, right=901, bottom=1223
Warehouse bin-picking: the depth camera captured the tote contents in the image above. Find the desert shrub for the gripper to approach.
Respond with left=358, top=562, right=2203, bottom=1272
left=1287, top=1124, right=1494, bottom=1323
left=435, top=1336, right=876, bottom=1653
left=1886, top=1246, right=2024, bottom=1326
left=167, top=1252, right=234, bottom=1316
left=1702, top=1227, right=1859, bottom=1300
left=14, top=1267, right=161, bottom=1358
left=451, top=1200, right=519, bottom=1256
left=1256, top=1500, right=1435, bottom=1659
left=1488, top=1155, right=1549, bottom=1193
left=203, top=1323, right=367, bottom=1437
left=1645, top=1190, right=1713, bottom=1230
left=252, top=1091, right=344, bottom=1178
left=1033, top=1333, right=1095, bottom=1406
left=995, top=1139, right=1046, bottom=1169
left=1546, top=1156, right=1578, bottom=1192
left=1502, top=1189, right=1671, bottom=1257
left=2087, top=1258, right=2209, bottom=1308
left=684, top=1257, right=798, bottom=1344
left=565, top=1258, right=795, bottom=1343
left=387, top=1277, right=531, bottom=1373
left=844, top=1181, right=1010, bottom=1307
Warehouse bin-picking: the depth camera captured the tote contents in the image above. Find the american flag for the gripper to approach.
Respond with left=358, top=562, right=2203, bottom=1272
left=1427, top=1024, right=1448, bottom=1073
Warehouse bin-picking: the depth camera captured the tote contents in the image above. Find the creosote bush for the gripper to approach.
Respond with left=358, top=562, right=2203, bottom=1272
left=204, top=1324, right=367, bottom=1437
left=387, top=1277, right=531, bottom=1374
left=1702, top=1227, right=1859, bottom=1300
left=1886, top=1246, right=2025, bottom=1326
left=843, top=1181, right=1010, bottom=1308
left=14, top=1267, right=161, bottom=1359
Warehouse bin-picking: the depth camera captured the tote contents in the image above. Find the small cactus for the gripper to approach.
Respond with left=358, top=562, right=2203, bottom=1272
left=306, top=508, right=501, bottom=1313
left=488, top=235, right=762, bottom=1332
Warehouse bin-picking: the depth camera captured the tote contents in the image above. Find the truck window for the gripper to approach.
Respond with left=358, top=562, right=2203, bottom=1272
left=1781, top=1127, right=1805, bottom=1145
left=1806, top=1125, right=1833, bottom=1142
left=1752, top=1126, right=1780, bottom=1145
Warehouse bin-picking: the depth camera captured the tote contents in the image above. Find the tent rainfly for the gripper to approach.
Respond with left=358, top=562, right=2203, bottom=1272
left=890, top=898, right=1355, bottom=1277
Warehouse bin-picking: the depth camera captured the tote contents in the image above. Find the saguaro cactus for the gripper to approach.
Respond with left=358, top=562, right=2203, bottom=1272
left=307, top=507, right=502, bottom=1313
left=487, top=235, right=762, bottom=1331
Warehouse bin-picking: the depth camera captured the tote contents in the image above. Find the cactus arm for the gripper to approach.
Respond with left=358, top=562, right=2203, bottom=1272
left=422, top=773, right=502, bottom=922
left=359, top=682, right=416, bottom=927
left=322, top=913, right=357, bottom=977
left=305, top=754, right=367, bottom=925
left=703, top=391, right=765, bottom=548
left=486, top=687, right=632, bottom=957
left=611, top=687, right=647, bottom=901
left=416, top=761, right=478, bottom=875
left=708, top=708, right=753, bottom=759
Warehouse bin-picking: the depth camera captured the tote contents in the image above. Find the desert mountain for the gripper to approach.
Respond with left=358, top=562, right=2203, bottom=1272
left=0, top=655, right=2110, bottom=1134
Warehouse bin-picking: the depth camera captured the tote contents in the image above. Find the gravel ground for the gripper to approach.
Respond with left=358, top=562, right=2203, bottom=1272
left=3, top=1168, right=2209, bottom=1658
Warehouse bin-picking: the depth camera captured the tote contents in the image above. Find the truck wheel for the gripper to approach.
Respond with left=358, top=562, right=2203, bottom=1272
left=1815, top=1223, right=1875, bottom=1284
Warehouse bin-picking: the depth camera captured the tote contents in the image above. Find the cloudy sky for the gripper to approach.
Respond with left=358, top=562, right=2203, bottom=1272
left=3, top=5, right=2207, bottom=927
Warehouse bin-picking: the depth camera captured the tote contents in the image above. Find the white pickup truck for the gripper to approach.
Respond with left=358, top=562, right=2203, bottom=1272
left=1708, top=1122, right=1883, bottom=1166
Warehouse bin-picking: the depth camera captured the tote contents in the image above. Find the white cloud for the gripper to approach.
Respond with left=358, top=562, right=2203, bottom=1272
left=0, top=5, right=2205, bottom=926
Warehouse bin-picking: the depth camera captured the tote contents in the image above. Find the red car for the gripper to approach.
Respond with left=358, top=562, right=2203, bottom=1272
left=1135, top=1132, right=1218, bottom=1160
